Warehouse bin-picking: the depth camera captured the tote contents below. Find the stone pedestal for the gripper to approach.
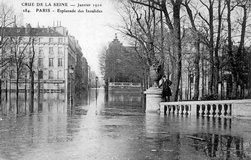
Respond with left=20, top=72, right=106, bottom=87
left=144, top=87, right=162, bottom=113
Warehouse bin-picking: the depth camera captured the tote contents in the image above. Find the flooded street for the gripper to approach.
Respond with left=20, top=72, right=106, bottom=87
left=0, top=89, right=251, bottom=160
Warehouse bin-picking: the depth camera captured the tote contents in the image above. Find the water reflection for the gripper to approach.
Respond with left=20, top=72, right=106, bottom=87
left=0, top=89, right=250, bottom=160
left=189, top=133, right=249, bottom=159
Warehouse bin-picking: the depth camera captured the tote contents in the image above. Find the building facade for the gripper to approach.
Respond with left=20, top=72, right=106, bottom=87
left=1, top=24, right=88, bottom=93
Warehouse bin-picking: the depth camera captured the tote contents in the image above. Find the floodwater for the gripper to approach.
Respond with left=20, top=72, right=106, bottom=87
left=0, top=88, right=251, bottom=160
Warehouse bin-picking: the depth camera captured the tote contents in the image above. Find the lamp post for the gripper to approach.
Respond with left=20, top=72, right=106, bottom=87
left=95, top=76, right=98, bottom=115
left=95, top=76, right=98, bottom=89
left=95, top=76, right=98, bottom=100
left=69, top=66, right=74, bottom=106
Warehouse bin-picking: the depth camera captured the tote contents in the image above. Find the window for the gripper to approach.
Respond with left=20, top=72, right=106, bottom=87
left=49, top=38, right=53, bottom=43
left=58, top=47, right=63, bottom=54
left=58, top=58, right=63, bottom=67
left=38, top=58, right=43, bottom=67
left=38, top=71, right=43, bottom=79
left=58, top=38, right=63, bottom=43
left=39, top=47, right=43, bottom=55
left=49, top=70, right=53, bottom=79
left=57, top=71, right=63, bottom=79
left=49, top=47, right=54, bottom=54
left=49, top=58, right=53, bottom=67
left=38, top=38, right=41, bottom=43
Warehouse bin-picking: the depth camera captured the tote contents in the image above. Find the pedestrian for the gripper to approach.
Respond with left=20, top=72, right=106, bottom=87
left=160, top=75, right=172, bottom=102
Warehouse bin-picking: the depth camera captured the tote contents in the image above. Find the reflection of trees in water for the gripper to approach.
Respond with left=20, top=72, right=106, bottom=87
left=0, top=93, right=67, bottom=116
left=75, top=91, right=89, bottom=106
left=191, top=133, right=247, bottom=159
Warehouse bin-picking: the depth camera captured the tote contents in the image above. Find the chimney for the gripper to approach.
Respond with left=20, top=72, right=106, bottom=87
left=25, top=23, right=31, bottom=34
left=13, top=15, right=17, bottom=27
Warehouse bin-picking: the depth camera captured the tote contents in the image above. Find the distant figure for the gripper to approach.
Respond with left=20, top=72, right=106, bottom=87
left=160, top=75, right=172, bottom=102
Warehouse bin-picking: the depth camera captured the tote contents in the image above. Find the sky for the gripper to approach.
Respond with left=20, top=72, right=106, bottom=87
left=6, top=0, right=123, bottom=77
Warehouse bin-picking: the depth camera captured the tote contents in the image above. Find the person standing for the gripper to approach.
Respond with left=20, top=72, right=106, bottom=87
left=160, top=75, right=172, bottom=102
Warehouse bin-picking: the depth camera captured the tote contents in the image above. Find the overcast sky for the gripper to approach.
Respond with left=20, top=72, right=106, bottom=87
left=7, top=0, right=123, bottom=77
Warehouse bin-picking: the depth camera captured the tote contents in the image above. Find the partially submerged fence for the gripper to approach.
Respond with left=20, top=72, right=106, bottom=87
left=159, top=99, right=251, bottom=118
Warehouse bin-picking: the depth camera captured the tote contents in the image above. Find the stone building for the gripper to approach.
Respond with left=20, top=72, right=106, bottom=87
left=1, top=24, right=88, bottom=93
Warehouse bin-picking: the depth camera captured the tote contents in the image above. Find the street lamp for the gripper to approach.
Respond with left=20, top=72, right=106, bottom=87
left=95, top=76, right=98, bottom=89
left=69, top=66, right=74, bottom=106
left=95, top=76, right=98, bottom=115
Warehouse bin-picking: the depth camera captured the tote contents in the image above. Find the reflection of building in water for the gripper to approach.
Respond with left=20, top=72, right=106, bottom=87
left=107, top=91, right=142, bottom=107
left=1, top=23, right=89, bottom=93
left=0, top=94, right=82, bottom=156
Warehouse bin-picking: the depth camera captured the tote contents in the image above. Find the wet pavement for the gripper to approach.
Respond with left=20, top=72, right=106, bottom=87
left=0, top=88, right=251, bottom=160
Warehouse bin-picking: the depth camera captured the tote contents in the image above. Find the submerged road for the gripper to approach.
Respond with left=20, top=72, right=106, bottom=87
left=0, top=88, right=251, bottom=160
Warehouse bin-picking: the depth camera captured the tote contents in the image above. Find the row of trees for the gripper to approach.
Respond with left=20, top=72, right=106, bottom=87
left=0, top=4, right=38, bottom=112
left=112, top=0, right=250, bottom=100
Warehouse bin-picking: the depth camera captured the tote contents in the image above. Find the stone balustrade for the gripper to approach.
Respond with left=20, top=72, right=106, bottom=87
left=159, top=99, right=251, bottom=118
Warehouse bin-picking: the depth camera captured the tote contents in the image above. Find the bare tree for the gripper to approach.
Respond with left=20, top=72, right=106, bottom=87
left=114, top=0, right=163, bottom=89
left=197, top=0, right=216, bottom=96
left=225, top=0, right=250, bottom=98
left=24, top=33, right=36, bottom=112
left=182, top=0, right=202, bottom=100
left=128, top=0, right=183, bottom=101
left=0, top=3, right=15, bottom=98
left=9, top=27, right=31, bottom=114
left=234, top=0, right=249, bottom=98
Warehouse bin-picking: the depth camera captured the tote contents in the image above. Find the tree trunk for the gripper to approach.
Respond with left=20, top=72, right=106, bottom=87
left=30, top=71, right=34, bottom=113
left=201, top=46, right=205, bottom=97
left=30, top=71, right=34, bottom=96
left=214, top=0, right=223, bottom=97
left=248, top=55, right=251, bottom=98
left=193, top=40, right=200, bottom=100
left=16, top=74, right=19, bottom=114
left=235, top=4, right=247, bottom=98
left=0, top=80, right=2, bottom=102
left=208, top=2, right=214, bottom=96
left=5, top=80, right=7, bottom=100
left=226, top=0, right=235, bottom=99
left=172, top=1, right=182, bottom=101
